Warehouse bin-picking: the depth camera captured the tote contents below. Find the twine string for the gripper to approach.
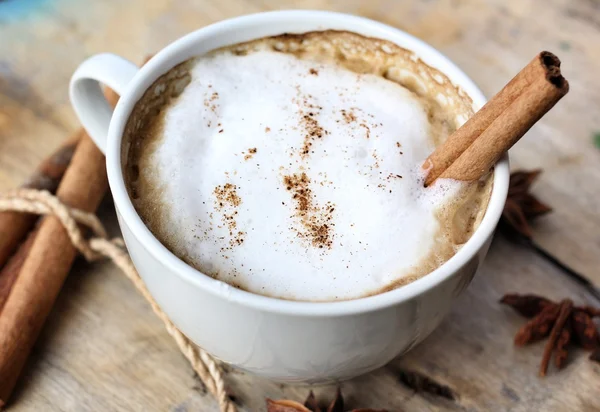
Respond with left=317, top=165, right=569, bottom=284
left=0, top=188, right=236, bottom=412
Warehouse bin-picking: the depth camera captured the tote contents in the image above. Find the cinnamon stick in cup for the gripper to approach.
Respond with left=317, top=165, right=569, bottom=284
left=424, top=52, right=569, bottom=186
left=0, top=88, right=119, bottom=407
left=0, top=133, right=82, bottom=268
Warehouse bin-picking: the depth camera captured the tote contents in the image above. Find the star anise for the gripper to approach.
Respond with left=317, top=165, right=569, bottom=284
left=266, top=388, right=387, bottom=412
left=501, top=293, right=600, bottom=376
left=500, top=170, right=552, bottom=240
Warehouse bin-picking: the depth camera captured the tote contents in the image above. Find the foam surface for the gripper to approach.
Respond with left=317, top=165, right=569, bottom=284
left=126, top=33, right=488, bottom=301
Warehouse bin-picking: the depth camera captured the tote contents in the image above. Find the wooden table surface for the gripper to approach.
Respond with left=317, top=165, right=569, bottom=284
left=1, top=0, right=599, bottom=411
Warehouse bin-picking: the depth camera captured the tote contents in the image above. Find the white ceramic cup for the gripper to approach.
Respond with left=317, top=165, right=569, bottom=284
left=70, top=10, right=509, bottom=383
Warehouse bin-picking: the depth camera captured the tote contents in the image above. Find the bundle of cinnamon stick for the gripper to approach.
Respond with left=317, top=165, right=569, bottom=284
left=0, top=90, right=118, bottom=407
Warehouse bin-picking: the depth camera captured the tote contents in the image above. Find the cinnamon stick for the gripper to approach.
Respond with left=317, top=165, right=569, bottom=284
left=424, top=51, right=569, bottom=186
left=0, top=228, right=39, bottom=314
left=0, top=88, right=119, bottom=406
left=0, top=136, right=107, bottom=406
left=0, top=133, right=82, bottom=268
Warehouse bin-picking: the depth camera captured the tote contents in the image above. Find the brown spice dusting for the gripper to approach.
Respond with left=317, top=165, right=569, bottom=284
left=204, top=91, right=219, bottom=113
left=359, top=122, right=371, bottom=139
left=295, top=91, right=327, bottom=159
left=341, top=109, right=356, bottom=123
left=300, top=111, right=325, bottom=158
left=214, top=183, right=241, bottom=207
left=282, top=172, right=334, bottom=250
left=243, top=147, right=258, bottom=161
left=371, top=151, right=380, bottom=169
left=213, top=183, right=245, bottom=248
left=309, top=68, right=319, bottom=75
left=265, top=127, right=271, bottom=133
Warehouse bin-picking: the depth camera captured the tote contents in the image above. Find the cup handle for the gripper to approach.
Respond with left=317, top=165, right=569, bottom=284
left=69, top=53, right=139, bottom=154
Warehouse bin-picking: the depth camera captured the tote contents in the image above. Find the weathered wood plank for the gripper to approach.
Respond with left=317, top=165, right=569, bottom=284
left=1, top=0, right=599, bottom=411
left=7, top=227, right=600, bottom=411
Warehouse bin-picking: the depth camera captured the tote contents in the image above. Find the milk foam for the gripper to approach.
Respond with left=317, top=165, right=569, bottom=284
left=126, top=33, right=488, bottom=301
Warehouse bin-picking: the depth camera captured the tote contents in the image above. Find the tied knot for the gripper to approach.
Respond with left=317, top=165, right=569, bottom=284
left=0, top=188, right=236, bottom=412
left=0, top=188, right=122, bottom=262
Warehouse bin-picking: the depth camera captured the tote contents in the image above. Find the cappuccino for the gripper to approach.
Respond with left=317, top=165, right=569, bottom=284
left=123, top=31, right=491, bottom=301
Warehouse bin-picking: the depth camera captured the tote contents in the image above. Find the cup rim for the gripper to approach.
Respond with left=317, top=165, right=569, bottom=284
left=106, top=10, right=509, bottom=317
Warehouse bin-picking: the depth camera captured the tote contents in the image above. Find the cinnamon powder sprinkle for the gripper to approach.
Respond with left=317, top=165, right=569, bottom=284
left=359, top=122, right=371, bottom=139
left=204, top=91, right=219, bottom=113
left=296, top=93, right=326, bottom=158
left=214, top=183, right=241, bottom=207
left=341, top=109, right=357, bottom=123
left=300, top=111, right=325, bottom=157
left=372, top=151, right=380, bottom=168
left=283, top=172, right=334, bottom=250
left=213, top=183, right=245, bottom=248
left=243, top=147, right=258, bottom=161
